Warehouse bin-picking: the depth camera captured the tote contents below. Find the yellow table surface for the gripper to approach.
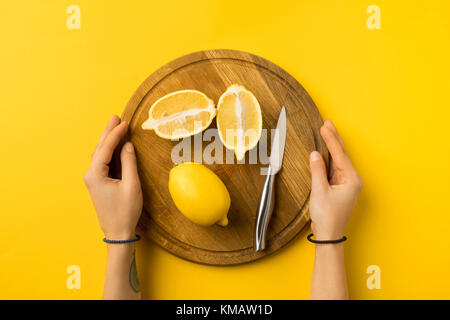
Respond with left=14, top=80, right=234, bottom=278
left=1, top=0, right=450, bottom=299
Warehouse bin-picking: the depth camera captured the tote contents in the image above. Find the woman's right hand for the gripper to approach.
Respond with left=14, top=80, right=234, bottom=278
left=309, top=120, right=363, bottom=240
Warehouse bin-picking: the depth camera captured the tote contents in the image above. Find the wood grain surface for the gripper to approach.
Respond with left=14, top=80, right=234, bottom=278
left=112, top=49, right=328, bottom=265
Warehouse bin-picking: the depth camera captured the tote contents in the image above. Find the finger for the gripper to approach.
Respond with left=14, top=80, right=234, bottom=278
left=93, top=121, right=128, bottom=167
left=309, top=151, right=329, bottom=193
left=98, top=115, right=121, bottom=148
left=120, top=142, right=140, bottom=187
left=320, top=125, right=353, bottom=171
left=93, top=115, right=121, bottom=157
left=323, top=120, right=346, bottom=151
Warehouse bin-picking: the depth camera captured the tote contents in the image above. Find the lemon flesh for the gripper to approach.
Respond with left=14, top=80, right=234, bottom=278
left=142, top=90, right=216, bottom=140
left=217, top=85, right=262, bottom=160
left=168, top=162, right=230, bottom=227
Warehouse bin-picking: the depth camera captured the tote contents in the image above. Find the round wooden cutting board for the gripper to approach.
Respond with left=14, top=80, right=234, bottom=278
left=113, top=50, right=328, bottom=265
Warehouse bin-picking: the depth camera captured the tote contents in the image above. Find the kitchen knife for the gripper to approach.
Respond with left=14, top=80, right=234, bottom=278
left=254, top=106, right=286, bottom=252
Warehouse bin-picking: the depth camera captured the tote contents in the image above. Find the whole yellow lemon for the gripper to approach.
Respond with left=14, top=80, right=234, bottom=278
left=168, top=162, right=230, bottom=227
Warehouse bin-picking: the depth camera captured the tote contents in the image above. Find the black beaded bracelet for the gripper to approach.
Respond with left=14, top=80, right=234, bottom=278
left=103, top=234, right=141, bottom=244
left=307, top=233, right=347, bottom=244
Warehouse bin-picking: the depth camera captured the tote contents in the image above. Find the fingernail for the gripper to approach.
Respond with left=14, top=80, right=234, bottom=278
left=310, top=151, right=320, bottom=162
left=125, top=142, right=134, bottom=153
left=326, top=120, right=335, bottom=129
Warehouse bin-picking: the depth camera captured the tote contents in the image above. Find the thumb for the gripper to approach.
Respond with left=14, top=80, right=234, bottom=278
left=120, top=142, right=140, bottom=186
left=310, top=151, right=329, bottom=193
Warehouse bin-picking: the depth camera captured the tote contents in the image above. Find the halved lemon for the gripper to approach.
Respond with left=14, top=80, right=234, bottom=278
left=217, top=85, right=262, bottom=160
left=142, top=90, right=216, bottom=139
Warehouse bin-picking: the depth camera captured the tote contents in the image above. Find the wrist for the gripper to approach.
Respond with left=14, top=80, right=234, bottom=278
left=314, top=242, right=344, bottom=251
left=314, top=232, right=344, bottom=241
left=311, top=222, right=345, bottom=241
left=104, top=230, right=136, bottom=240
left=106, top=241, right=135, bottom=260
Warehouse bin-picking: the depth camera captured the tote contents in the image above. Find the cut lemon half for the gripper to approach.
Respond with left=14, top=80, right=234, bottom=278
left=217, top=85, right=262, bottom=160
left=142, top=90, right=216, bottom=139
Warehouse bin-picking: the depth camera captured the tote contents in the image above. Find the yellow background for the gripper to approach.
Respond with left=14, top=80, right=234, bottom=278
left=1, top=0, right=449, bottom=299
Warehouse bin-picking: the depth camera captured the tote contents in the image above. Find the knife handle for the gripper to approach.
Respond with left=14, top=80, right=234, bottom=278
left=254, top=165, right=276, bottom=252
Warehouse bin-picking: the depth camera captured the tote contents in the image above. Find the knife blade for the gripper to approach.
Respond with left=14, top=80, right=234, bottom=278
left=254, top=106, right=287, bottom=252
